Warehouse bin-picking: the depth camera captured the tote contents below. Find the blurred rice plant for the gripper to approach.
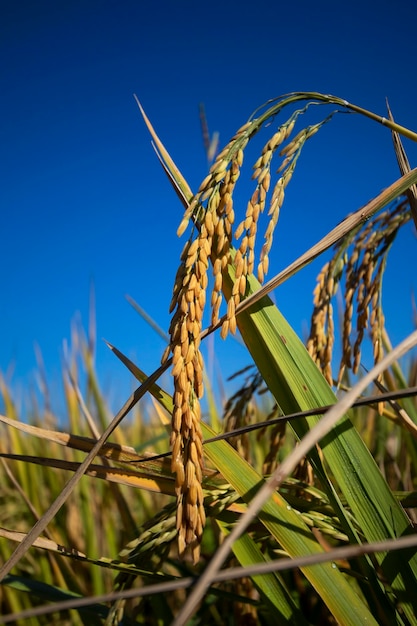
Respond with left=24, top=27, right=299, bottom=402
left=0, top=320, right=171, bottom=625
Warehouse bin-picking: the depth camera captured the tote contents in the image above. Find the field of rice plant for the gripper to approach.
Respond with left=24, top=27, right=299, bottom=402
left=1, top=92, right=417, bottom=625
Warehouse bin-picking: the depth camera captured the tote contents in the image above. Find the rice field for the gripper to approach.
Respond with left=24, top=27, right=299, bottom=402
left=1, top=91, right=417, bottom=625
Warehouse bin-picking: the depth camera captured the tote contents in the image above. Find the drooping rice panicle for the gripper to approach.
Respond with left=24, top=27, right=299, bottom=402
left=167, top=104, right=337, bottom=560
left=222, top=369, right=264, bottom=463
left=234, top=116, right=296, bottom=286
left=307, top=257, right=341, bottom=385
left=166, top=120, right=255, bottom=559
left=165, top=209, right=215, bottom=560
left=307, top=199, right=410, bottom=388
left=257, top=119, right=330, bottom=284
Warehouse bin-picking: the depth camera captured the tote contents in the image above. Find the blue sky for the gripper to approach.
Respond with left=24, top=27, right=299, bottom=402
left=2, top=0, right=417, bottom=417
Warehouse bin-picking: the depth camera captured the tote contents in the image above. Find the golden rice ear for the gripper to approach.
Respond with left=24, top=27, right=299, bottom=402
left=137, top=92, right=417, bottom=570
left=307, top=201, right=410, bottom=387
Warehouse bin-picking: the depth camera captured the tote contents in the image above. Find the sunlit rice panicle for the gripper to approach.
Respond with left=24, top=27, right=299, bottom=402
left=234, top=118, right=297, bottom=286
left=257, top=167, right=295, bottom=283
left=324, top=302, right=335, bottom=384
left=276, top=122, right=323, bottom=184
left=209, top=140, right=247, bottom=337
left=352, top=250, right=374, bottom=375
left=307, top=260, right=338, bottom=385
left=340, top=217, right=384, bottom=380
left=167, top=227, right=209, bottom=562
left=332, top=240, right=358, bottom=382
left=167, top=108, right=336, bottom=559
left=234, top=115, right=322, bottom=287
left=307, top=200, right=410, bottom=386
left=370, top=280, right=384, bottom=368
left=223, top=369, right=264, bottom=463
left=166, top=126, right=250, bottom=560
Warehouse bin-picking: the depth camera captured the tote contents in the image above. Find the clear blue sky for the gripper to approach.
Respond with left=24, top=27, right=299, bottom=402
left=2, top=0, right=417, bottom=417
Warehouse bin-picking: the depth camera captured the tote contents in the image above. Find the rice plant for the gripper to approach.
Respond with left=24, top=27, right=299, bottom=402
left=1, top=91, right=417, bottom=625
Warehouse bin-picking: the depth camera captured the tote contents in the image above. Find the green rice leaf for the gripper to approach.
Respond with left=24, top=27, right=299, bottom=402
left=112, top=347, right=378, bottom=625
left=216, top=518, right=309, bottom=625
left=224, top=265, right=417, bottom=623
